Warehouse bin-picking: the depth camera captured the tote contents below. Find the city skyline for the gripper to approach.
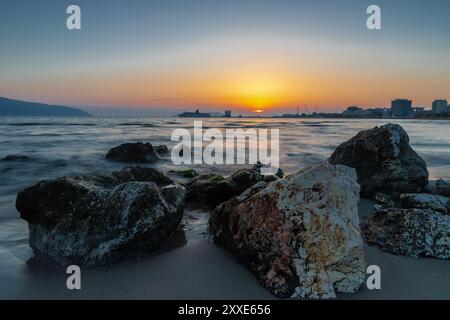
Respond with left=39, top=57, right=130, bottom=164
left=1, top=0, right=450, bottom=116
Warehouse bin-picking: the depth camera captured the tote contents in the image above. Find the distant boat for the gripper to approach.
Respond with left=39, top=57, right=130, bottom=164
left=0, top=97, right=92, bottom=117
left=178, top=109, right=211, bottom=117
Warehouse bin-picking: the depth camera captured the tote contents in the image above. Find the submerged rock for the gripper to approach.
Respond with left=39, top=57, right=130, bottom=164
left=400, top=193, right=450, bottom=215
left=16, top=167, right=185, bottom=267
left=210, top=163, right=366, bottom=299
left=329, top=124, right=428, bottom=198
left=436, top=179, right=450, bottom=197
left=2, top=154, right=30, bottom=161
left=363, top=208, right=450, bottom=259
left=106, top=143, right=159, bottom=162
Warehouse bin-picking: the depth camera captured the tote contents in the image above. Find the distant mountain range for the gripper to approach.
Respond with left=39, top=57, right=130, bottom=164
left=0, top=97, right=92, bottom=117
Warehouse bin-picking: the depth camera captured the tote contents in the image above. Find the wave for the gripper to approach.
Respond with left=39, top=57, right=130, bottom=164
left=116, top=122, right=159, bottom=127
left=0, top=122, right=97, bottom=127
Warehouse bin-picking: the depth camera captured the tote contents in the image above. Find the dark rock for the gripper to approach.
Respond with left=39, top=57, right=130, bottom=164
left=169, top=169, right=199, bottom=178
left=362, top=208, right=450, bottom=259
left=2, top=154, right=30, bottom=161
left=374, top=192, right=395, bottom=208
left=155, top=145, right=169, bottom=155
left=400, top=193, right=449, bottom=214
left=187, top=164, right=262, bottom=207
left=263, top=174, right=280, bottom=183
left=16, top=167, right=185, bottom=267
left=186, top=163, right=284, bottom=207
left=113, top=166, right=174, bottom=185
left=329, top=124, right=428, bottom=198
left=186, top=174, right=225, bottom=204
left=105, top=143, right=159, bottom=162
left=210, top=163, right=366, bottom=299
left=436, top=179, right=450, bottom=197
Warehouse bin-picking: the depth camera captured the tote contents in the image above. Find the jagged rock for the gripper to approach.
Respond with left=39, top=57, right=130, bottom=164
left=436, top=179, right=450, bottom=197
left=329, top=124, right=428, bottom=198
left=209, top=163, right=366, bottom=299
left=363, top=208, right=450, bottom=259
left=2, top=154, right=30, bottom=161
left=105, top=143, right=159, bottom=162
left=186, top=174, right=225, bottom=204
left=187, top=163, right=283, bottom=207
left=400, top=193, right=450, bottom=215
left=16, top=167, right=185, bottom=267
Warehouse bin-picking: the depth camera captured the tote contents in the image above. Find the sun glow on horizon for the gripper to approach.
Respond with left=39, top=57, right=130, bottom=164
left=253, top=109, right=265, bottom=114
left=217, top=73, right=299, bottom=112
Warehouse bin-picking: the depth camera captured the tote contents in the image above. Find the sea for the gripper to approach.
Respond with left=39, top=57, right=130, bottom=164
left=0, top=117, right=449, bottom=298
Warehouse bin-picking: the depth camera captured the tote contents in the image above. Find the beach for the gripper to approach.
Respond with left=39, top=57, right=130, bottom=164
left=1, top=199, right=449, bottom=300
left=1, top=117, right=449, bottom=299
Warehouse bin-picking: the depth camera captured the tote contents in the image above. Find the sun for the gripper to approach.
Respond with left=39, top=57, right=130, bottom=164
left=220, top=74, right=290, bottom=112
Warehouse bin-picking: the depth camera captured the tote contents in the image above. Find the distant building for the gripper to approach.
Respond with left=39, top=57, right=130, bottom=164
left=412, top=107, right=426, bottom=116
left=432, top=99, right=448, bottom=114
left=343, top=106, right=364, bottom=117
left=344, top=106, right=363, bottom=113
left=224, top=110, right=232, bottom=117
left=391, top=99, right=412, bottom=118
left=178, top=109, right=211, bottom=117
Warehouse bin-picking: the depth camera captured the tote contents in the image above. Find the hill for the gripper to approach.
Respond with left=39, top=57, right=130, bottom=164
left=0, top=97, right=92, bottom=117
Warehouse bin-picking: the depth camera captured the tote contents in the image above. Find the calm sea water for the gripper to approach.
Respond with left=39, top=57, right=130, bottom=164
left=1, top=116, right=449, bottom=296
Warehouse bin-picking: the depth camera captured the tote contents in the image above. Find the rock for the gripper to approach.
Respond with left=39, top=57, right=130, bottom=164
left=209, top=163, right=366, bottom=299
left=155, top=145, right=169, bottom=155
left=362, top=208, right=450, bottom=259
left=400, top=193, right=450, bottom=215
left=186, top=163, right=284, bottom=207
left=374, top=192, right=395, bottom=208
left=186, top=174, right=225, bottom=204
left=329, top=124, right=428, bottom=198
left=105, top=143, right=159, bottom=162
left=263, top=174, right=280, bottom=183
left=16, top=167, right=185, bottom=267
left=2, top=154, right=30, bottom=161
left=436, top=179, right=450, bottom=197
left=187, top=164, right=266, bottom=207
left=169, top=169, right=199, bottom=179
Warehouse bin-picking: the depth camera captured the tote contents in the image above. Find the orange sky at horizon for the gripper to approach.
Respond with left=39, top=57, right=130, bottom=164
left=2, top=34, right=449, bottom=114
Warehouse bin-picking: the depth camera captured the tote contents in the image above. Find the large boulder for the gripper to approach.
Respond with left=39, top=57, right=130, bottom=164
left=16, top=167, right=185, bottom=267
left=105, top=143, right=159, bottom=162
left=187, top=163, right=282, bottom=207
left=400, top=193, right=449, bottom=215
left=363, top=208, right=450, bottom=259
left=436, top=179, right=450, bottom=197
left=209, top=163, right=366, bottom=299
left=329, top=124, right=428, bottom=198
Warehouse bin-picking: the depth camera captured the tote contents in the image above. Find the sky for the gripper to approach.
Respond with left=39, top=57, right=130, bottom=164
left=1, top=0, right=449, bottom=116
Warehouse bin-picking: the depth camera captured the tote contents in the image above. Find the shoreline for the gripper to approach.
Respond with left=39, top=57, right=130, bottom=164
left=1, top=199, right=449, bottom=300
left=0, top=119, right=449, bottom=299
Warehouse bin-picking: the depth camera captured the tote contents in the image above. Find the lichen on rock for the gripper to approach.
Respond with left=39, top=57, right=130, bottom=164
left=210, top=163, right=367, bottom=299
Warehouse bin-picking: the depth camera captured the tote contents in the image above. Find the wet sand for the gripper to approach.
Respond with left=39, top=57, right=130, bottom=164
left=0, top=200, right=449, bottom=300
